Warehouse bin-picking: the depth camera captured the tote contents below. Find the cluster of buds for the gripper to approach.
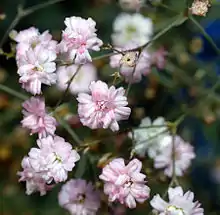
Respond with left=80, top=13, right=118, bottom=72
left=190, top=0, right=211, bottom=16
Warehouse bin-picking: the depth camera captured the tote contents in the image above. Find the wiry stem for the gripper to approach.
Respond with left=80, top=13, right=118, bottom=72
left=0, top=0, right=65, bottom=48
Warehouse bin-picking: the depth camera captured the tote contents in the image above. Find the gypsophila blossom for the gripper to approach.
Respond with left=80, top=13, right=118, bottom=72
left=154, top=135, right=196, bottom=177
left=150, top=186, right=204, bottom=215
left=58, top=179, right=100, bottom=215
left=99, top=158, right=150, bottom=208
left=190, top=0, right=210, bottom=17
left=110, top=45, right=151, bottom=83
left=129, top=117, right=169, bottom=158
left=28, top=135, right=80, bottom=183
left=119, top=0, right=146, bottom=11
left=112, top=13, right=153, bottom=47
left=17, top=44, right=57, bottom=95
left=151, top=47, right=167, bottom=70
left=21, top=97, right=56, bottom=139
left=17, top=135, right=80, bottom=194
left=77, top=80, right=131, bottom=131
left=14, top=27, right=57, bottom=61
left=17, top=156, right=54, bottom=196
left=57, top=63, right=97, bottom=94
left=58, top=16, right=103, bottom=64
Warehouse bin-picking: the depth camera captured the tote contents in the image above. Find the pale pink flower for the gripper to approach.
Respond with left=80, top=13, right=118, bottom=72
left=151, top=47, right=167, bottom=70
left=58, top=179, right=100, bottom=215
left=28, top=135, right=80, bottom=183
left=21, top=97, right=56, bottom=139
left=150, top=186, right=204, bottom=215
left=57, top=63, right=97, bottom=94
left=99, top=158, right=150, bottom=208
left=154, top=135, right=196, bottom=177
left=17, top=44, right=57, bottom=95
left=77, top=81, right=131, bottom=131
left=14, top=27, right=57, bottom=61
left=58, top=16, right=103, bottom=64
left=17, top=156, right=54, bottom=196
left=110, top=46, right=151, bottom=83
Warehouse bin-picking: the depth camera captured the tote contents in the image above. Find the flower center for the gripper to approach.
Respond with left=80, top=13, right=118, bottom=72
left=97, top=100, right=109, bottom=111
left=33, top=63, right=44, bottom=72
left=126, top=25, right=137, bottom=34
left=77, top=193, right=86, bottom=203
left=54, top=153, right=62, bottom=163
left=165, top=205, right=185, bottom=215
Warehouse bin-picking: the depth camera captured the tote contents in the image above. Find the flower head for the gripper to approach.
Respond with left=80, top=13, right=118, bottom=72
left=21, top=97, right=56, bottom=138
left=58, top=179, right=100, bottom=215
left=154, top=135, right=196, bottom=177
left=58, top=16, right=103, bottom=64
left=57, top=63, right=97, bottom=94
left=14, top=27, right=57, bottom=61
left=29, top=135, right=80, bottom=183
left=129, top=117, right=169, bottom=158
left=77, top=81, right=131, bottom=131
left=17, top=45, right=57, bottom=95
left=190, top=0, right=210, bottom=17
left=99, top=158, right=150, bottom=208
left=150, top=186, right=204, bottom=215
left=110, top=46, right=151, bottom=83
left=119, top=0, right=146, bottom=11
left=112, top=13, right=153, bottom=47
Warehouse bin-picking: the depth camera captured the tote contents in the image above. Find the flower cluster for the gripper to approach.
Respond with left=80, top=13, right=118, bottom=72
left=150, top=186, right=204, bottom=215
left=58, top=16, right=103, bottom=64
left=18, top=135, right=80, bottom=195
left=99, top=158, right=150, bottom=208
left=58, top=179, right=100, bottom=215
left=21, top=97, right=56, bottom=139
left=131, top=117, right=196, bottom=177
left=14, top=27, right=57, bottom=95
left=77, top=80, right=131, bottom=131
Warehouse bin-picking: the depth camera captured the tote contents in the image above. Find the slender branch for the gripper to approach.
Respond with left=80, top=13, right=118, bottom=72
left=189, top=15, right=220, bottom=56
left=0, top=83, right=28, bottom=100
left=55, top=114, right=82, bottom=145
left=55, top=65, right=82, bottom=109
left=0, top=0, right=65, bottom=48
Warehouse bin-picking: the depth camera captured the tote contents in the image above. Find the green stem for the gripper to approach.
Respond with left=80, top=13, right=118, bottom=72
left=0, top=84, right=28, bottom=100
left=189, top=15, right=220, bottom=56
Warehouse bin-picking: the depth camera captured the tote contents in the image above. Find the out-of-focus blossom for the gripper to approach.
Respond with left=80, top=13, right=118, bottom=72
left=154, top=135, right=196, bottom=177
left=14, top=27, right=57, bottom=60
left=190, top=0, right=210, bottom=17
left=21, top=97, right=56, bottom=139
left=57, top=63, right=97, bottom=94
left=17, top=45, right=57, bottom=95
left=151, top=47, right=167, bottom=70
left=150, top=186, right=204, bottom=215
left=58, top=16, right=103, bottom=64
left=58, top=179, right=100, bottom=215
left=112, top=13, right=153, bottom=47
left=29, top=135, right=80, bottom=183
left=129, top=117, right=169, bottom=158
left=17, top=156, right=54, bottom=196
left=110, top=46, right=151, bottom=83
left=99, top=158, right=150, bottom=208
left=119, top=0, right=145, bottom=11
left=77, top=80, right=131, bottom=131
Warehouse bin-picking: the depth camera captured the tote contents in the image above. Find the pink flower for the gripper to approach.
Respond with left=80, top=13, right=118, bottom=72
left=28, top=135, right=80, bottom=183
left=57, top=63, right=97, bottom=94
left=21, top=97, right=57, bottom=138
left=99, top=158, right=150, bottom=208
left=14, top=27, right=57, bottom=61
left=154, top=135, right=196, bottom=177
left=110, top=46, right=151, bottom=83
left=150, top=47, right=167, bottom=70
left=77, top=81, right=131, bottom=131
left=17, top=44, right=57, bottom=95
left=17, top=156, right=54, bottom=196
left=58, top=179, right=100, bottom=215
left=58, top=16, right=103, bottom=64
left=150, top=186, right=204, bottom=215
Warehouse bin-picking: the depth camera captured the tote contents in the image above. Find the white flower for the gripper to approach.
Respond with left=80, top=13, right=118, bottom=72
left=129, top=117, right=169, bottom=158
left=154, top=135, right=196, bottom=177
left=57, top=63, right=97, bottom=94
left=150, top=186, right=204, bottom=215
left=112, top=13, right=153, bottom=47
